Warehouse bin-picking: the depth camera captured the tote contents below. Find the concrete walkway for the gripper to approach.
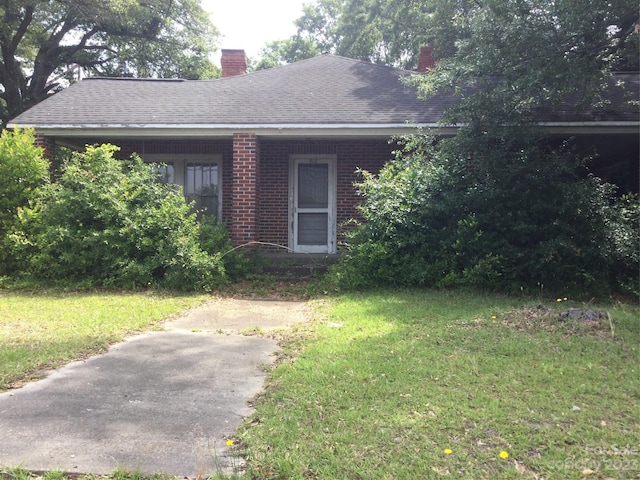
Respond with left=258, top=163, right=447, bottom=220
left=0, top=299, right=310, bottom=477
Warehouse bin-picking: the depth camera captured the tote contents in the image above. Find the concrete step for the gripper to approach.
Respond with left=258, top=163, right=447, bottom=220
left=257, top=253, right=340, bottom=278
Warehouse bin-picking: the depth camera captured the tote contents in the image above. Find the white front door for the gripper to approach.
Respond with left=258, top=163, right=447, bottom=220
left=290, top=156, right=337, bottom=253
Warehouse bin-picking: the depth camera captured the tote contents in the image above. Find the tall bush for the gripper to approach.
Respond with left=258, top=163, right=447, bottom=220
left=0, top=128, right=49, bottom=238
left=332, top=132, right=638, bottom=296
left=6, top=144, right=227, bottom=290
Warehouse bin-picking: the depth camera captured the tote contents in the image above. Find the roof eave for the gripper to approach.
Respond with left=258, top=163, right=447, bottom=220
left=5, top=123, right=454, bottom=139
left=7, top=121, right=637, bottom=138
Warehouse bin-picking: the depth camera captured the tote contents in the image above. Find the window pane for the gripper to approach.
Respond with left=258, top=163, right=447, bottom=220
left=298, top=164, right=328, bottom=208
left=298, top=213, right=328, bottom=245
left=185, top=162, right=219, bottom=218
left=153, top=163, right=174, bottom=184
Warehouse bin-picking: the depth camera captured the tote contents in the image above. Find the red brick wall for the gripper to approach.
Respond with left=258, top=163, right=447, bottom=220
left=34, top=134, right=56, bottom=160
left=417, top=46, right=436, bottom=72
left=221, top=49, right=247, bottom=78
left=258, top=139, right=393, bottom=251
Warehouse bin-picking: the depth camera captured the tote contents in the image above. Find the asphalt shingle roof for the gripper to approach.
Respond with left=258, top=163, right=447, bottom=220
left=11, top=55, right=453, bottom=127
left=9, top=54, right=639, bottom=128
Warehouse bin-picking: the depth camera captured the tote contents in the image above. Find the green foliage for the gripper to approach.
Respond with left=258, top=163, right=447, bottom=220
left=322, top=0, right=638, bottom=296
left=286, top=0, right=638, bottom=73
left=198, top=216, right=251, bottom=279
left=606, top=193, right=640, bottom=296
left=408, top=0, right=639, bottom=127
left=253, top=38, right=321, bottom=71
left=0, top=128, right=49, bottom=239
left=291, top=0, right=430, bottom=68
left=332, top=133, right=639, bottom=296
left=96, top=0, right=220, bottom=80
left=5, top=144, right=228, bottom=291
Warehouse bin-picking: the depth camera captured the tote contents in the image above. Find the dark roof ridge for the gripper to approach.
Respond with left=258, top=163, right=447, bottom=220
left=85, top=77, right=186, bottom=82
left=79, top=65, right=637, bottom=85
left=78, top=55, right=418, bottom=85
left=216, top=53, right=416, bottom=81
left=322, top=53, right=416, bottom=74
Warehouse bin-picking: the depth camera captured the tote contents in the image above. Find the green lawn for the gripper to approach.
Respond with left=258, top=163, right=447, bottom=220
left=236, top=290, right=640, bottom=480
left=1, top=287, right=638, bottom=480
left=0, top=290, right=209, bottom=391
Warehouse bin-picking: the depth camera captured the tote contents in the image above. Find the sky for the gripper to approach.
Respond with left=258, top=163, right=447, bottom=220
left=200, top=0, right=310, bottom=61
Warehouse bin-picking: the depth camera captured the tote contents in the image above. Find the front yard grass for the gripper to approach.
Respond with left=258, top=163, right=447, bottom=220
left=0, top=286, right=638, bottom=479
left=0, top=290, right=210, bottom=391
left=237, top=290, right=639, bottom=479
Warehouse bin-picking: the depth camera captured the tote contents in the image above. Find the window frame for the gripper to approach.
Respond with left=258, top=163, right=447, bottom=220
left=142, top=154, right=223, bottom=220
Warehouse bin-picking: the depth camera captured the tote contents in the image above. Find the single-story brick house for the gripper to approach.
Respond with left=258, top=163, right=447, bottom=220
left=8, top=49, right=639, bottom=255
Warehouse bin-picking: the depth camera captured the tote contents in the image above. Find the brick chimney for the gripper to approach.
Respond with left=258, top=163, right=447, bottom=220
left=417, top=46, right=436, bottom=72
left=221, top=49, right=247, bottom=78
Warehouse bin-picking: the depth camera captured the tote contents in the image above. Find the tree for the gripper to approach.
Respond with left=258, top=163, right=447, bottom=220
left=253, top=38, right=321, bottom=71
left=0, top=0, right=219, bottom=126
left=288, top=0, right=638, bottom=78
left=291, top=0, right=430, bottom=68
left=334, top=131, right=639, bottom=295
left=408, top=0, right=639, bottom=128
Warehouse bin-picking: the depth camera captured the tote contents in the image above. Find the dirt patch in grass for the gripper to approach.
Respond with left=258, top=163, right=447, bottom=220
left=500, top=304, right=616, bottom=340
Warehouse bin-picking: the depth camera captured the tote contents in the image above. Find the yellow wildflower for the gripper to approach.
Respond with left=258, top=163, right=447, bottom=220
left=444, top=448, right=453, bottom=455
left=226, top=439, right=234, bottom=447
left=499, top=451, right=509, bottom=459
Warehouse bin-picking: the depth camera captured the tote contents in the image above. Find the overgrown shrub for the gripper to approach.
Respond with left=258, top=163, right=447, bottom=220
left=0, top=128, right=49, bottom=240
left=5, top=144, right=229, bottom=290
left=331, top=132, right=638, bottom=297
left=198, top=216, right=251, bottom=279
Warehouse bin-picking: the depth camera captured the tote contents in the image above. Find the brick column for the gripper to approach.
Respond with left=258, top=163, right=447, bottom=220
left=34, top=134, right=56, bottom=160
left=231, top=133, right=260, bottom=246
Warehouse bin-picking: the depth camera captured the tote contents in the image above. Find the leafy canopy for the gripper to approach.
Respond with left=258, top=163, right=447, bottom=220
left=0, top=0, right=219, bottom=126
left=273, top=0, right=638, bottom=74
left=408, top=0, right=639, bottom=127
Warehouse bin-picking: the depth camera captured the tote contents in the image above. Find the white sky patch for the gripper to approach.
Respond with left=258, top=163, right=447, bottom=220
left=201, top=0, right=309, bottom=61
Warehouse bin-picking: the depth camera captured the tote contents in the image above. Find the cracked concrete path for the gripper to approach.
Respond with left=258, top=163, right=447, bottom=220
left=0, top=299, right=310, bottom=477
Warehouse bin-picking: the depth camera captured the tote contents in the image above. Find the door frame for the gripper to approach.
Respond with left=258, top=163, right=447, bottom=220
left=289, top=155, right=337, bottom=254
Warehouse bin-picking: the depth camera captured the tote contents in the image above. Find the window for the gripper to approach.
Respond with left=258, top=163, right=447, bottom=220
left=153, top=163, right=175, bottom=184
left=143, top=155, right=222, bottom=220
left=185, top=162, right=219, bottom=218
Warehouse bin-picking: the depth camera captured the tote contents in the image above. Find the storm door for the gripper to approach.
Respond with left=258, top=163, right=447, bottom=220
left=290, top=156, right=337, bottom=253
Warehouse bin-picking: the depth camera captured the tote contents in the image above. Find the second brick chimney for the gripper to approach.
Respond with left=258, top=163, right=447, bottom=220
left=221, top=49, right=247, bottom=78
left=417, top=46, right=436, bottom=72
